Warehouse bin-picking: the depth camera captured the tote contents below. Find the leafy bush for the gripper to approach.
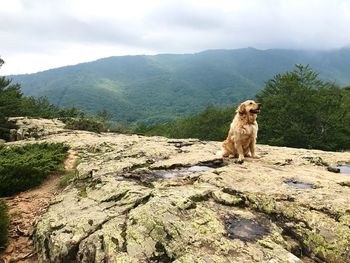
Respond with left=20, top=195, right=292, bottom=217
left=62, top=109, right=112, bottom=133
left=0, top=200, right=9, bottom=249
left=0, top=143, right=69, bottom=197
left=64, top=117, right=105, bottom=133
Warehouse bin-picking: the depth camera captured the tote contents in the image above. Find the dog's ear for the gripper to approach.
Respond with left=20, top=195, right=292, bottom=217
left=237, top=103, right=246, bottom=115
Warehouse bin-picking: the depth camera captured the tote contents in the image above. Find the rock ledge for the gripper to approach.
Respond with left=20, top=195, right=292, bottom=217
left=9, top=118, right=350, bottom=263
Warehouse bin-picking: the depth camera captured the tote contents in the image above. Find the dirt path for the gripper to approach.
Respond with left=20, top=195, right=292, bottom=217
left=0, top=151, right=77, bottom=263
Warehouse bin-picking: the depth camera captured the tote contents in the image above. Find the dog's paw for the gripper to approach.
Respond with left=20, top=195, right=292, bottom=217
left=235, top=159, right=244, bottom=164
left=251, top=154, right=261, bottom=159
left=217, top=150, right=230, bottom=158
left=216, top=150, right=223, bottom=157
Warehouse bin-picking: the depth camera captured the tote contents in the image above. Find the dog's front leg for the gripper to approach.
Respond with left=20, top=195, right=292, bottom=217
left=249, top=140, right=260, bottom=159
left=235, top=141, right=244, bottom=164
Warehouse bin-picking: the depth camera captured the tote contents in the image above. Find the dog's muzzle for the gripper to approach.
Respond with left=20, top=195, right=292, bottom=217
left=249, top=103, right=261, bottom=114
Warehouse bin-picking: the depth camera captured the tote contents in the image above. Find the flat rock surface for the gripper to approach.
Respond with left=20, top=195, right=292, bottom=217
left=5, top=119, right=350, bottom=262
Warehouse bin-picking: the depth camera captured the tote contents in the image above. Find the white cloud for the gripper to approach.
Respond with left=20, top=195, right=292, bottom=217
left=1, top=0, right=350, bottom=74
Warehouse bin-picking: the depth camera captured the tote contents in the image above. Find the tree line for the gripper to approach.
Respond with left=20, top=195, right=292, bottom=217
left=1, top=56, right=349, bottom=151
left=136, top=65, right=350, bottom=151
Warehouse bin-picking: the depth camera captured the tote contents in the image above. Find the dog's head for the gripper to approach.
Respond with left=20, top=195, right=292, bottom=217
left=237, top=100, right=261, bottom=115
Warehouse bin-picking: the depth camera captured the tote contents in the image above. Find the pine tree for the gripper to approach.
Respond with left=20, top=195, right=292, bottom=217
left=0, top=58, right=23, bottom=140
left=256, top=64, right=350, bottom=150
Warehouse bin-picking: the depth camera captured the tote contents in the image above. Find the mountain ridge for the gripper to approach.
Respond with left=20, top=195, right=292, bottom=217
left=8, top=48, right=350, bottom=124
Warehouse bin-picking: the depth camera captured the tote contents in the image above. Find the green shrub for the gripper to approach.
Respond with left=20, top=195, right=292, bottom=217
left=0, top=143, right=69, bottom=197
left=0, top=200, right=9, bottom=249
left=63, top=117, right=105, bottom=133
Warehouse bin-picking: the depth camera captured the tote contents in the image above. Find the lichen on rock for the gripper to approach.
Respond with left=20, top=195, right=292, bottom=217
left=6, top=118, right=350, bottom=262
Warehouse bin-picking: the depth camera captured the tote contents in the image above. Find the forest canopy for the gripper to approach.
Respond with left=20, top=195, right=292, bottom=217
left=137, top=65, right=350, bottom=151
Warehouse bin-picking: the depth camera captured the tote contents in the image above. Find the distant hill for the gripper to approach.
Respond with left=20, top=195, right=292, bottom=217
left=9, top=48, right=350, bottom=124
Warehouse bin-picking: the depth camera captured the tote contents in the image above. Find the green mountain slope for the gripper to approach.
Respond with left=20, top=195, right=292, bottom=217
left=9, top=48, right=350, bottom=124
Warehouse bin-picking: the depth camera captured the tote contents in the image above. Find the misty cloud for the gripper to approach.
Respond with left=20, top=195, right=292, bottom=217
left=1, top=0, right=350, bottom=74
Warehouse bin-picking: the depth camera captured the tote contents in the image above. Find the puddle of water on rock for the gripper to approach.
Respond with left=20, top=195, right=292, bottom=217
left=115, top=165, right=215, bottom=181
left=337, top=165, right=350, bottom=174
left=285, top=179, right=314, bottom=189
left=226, top=218, right=268, bottom=242
left=115, top=176, right=125, bottom=181
left=187, top=165, right=214, bottom=172
left=155, top=165, right=214, bottom=179
left=154, top=170, right=192, bottom=179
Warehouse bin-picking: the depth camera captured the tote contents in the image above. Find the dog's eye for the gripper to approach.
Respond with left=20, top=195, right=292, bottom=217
left=249, top=102, right=253, bottom=105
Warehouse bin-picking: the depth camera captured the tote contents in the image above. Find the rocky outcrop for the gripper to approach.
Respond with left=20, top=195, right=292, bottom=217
left=8, top=118, right=350, bottom=262
left=8, top=117, right=66, bottom=141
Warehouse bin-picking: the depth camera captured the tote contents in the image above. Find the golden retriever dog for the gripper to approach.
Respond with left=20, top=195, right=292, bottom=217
left=220, top=100, right=261, bottom=163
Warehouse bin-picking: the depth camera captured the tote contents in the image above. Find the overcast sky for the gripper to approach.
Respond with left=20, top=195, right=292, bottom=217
left=1, top=0, right=350, bottom=75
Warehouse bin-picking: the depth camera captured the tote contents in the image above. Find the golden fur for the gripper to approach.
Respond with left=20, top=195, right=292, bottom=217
left=220, top=100, right=261, bottom=163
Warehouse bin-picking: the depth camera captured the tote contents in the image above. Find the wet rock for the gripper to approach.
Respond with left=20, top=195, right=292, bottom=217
left=337, top=165, right=350, bottom=174
left=152, top=166, right=215, bottom=179
left=327, top=166, right=340, bottom=173
left=188, top=165, right=214, bottom=172
left=284, top=179, right=314, bottom=189
left=153, top=170, right=192, bottom=179
left=327, top=165, right=350, bottom=174
left=225, top=217, right=268, bottom=241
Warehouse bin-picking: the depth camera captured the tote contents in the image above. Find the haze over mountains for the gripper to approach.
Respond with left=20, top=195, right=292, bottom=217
left=9, top=47, right=350, bottom=124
